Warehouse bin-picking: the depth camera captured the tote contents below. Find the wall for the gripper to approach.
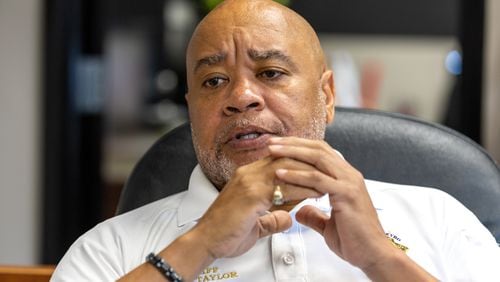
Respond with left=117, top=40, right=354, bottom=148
left=484, top=0, right=500, bottom=162
left=320, top=35, right=457, bottom=123
left=0, top=0, right=42, bottom=264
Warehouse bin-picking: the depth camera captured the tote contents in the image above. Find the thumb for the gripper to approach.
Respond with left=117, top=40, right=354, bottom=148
left=258, top=210, right=292, bottom=237
left=295, top=205, right=329, bottom=235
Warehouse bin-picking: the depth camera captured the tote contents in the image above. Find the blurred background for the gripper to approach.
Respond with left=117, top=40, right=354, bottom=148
left=0, top=0, right=499, bottom=265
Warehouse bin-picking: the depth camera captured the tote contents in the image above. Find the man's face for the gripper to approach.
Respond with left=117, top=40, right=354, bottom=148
left=185, top=5, right=334, bottom=188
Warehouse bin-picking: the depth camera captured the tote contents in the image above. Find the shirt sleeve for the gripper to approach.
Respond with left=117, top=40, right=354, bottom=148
left=50, top=222, right=126, bottom=282
left=440, top=191, right=500, bottom=280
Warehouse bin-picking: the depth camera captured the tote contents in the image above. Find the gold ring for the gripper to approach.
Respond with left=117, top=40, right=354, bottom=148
left=272, top=185, right=285, bottom=205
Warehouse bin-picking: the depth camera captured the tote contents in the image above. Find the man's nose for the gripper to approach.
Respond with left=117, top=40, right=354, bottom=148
left=223, top=79, right=264, bottom=115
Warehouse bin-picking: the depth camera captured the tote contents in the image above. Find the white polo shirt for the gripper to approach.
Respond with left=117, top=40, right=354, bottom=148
left=51, top=165, right=500, bottom=281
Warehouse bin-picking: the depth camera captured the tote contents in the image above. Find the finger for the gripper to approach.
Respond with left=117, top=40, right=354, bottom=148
left=268, top=136, right=341, bottom=157
left=258, top=210, right=292, bottom=237
left=268, top=142, right=350, bottom=177
left=271, top=156, right=317, bottom=172
left=276, top=168, right=345, bottom=196
left=276, top=182, right=324, bottom=202
left=295, top=205, right=330, bottom=235
left=268, top=136, right=320, bottom=147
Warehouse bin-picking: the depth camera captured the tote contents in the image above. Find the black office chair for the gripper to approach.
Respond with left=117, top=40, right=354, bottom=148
left=116, top=107, right=500, bottom=242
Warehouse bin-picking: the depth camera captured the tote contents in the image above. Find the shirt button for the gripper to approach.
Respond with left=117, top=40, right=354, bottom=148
left=282, top=253, right=295, bottom=265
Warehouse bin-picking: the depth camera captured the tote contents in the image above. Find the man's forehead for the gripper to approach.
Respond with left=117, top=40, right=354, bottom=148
left=186, top=1, right=295, bottom=60
left=190, top=20, right=289, bottom=50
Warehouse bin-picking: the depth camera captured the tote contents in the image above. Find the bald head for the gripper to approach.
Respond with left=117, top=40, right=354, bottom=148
left=186, top=0, right=326, bottom=83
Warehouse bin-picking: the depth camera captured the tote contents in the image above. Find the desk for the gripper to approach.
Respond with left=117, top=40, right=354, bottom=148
left=0, top=265, right=55, bottom=282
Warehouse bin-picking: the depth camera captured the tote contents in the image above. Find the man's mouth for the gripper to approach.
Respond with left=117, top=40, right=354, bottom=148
left=224, top=126, right=274, bottom=150
left=236, top=132, right=262, bottom=140
left=227, top=126, right=269, bottom=142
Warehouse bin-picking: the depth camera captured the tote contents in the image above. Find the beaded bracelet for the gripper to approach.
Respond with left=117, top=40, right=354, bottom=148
left=146, top=252, right=184, bottom=282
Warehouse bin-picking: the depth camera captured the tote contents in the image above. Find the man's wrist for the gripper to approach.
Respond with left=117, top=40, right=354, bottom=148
left=158, top=229, right=216, bottom=281
left=146, top=252, right=184, bottom=282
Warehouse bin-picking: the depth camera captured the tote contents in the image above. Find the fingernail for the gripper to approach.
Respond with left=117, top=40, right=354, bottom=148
left=276, top=168, right=288, bottom=177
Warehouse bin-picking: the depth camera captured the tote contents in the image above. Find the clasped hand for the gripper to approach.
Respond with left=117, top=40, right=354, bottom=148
left=189, top=136, right=394, bottom=270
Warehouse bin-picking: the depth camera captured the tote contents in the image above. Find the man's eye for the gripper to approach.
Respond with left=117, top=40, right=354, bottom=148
left=203, top=77, right=226, bottom=88
left=259, top=70, right=283, bottom=80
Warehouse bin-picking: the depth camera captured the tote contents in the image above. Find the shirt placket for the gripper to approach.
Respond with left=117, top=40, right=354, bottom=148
left=271, top=215, right=307, bottom=282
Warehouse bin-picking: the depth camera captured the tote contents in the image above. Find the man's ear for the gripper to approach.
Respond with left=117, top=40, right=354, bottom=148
left=320, top=69, right=335, bottom=124
left=185, top=93, right=192, bottom=118
left=185, top=91, right=192, bottom=107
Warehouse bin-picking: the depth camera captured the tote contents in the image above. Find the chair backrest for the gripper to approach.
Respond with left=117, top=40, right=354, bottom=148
left=117, top=107, right=500, bottom=242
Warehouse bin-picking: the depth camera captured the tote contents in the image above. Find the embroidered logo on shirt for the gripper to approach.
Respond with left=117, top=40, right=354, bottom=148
left=385, top=232, right=409, bottom=253
left=197, top=266, right=239, bottom=281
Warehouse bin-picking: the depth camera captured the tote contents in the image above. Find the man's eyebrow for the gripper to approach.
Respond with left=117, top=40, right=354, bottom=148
left=193, top=53, right=226, bottom=73
left=248, top=49, right=297, bottom=70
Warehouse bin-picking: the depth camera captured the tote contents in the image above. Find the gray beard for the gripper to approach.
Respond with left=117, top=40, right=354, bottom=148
left=191, top=94, right=327, bottom=190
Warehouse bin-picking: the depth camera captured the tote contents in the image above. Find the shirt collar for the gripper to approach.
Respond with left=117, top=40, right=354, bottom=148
left=177, top=165, right=219, bottom=226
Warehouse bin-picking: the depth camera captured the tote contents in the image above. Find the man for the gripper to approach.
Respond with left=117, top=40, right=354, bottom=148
left=51, top=0, right=500, bottom=281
